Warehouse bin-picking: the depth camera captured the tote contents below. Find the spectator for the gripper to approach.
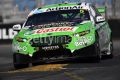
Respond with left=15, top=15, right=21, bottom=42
left=14, top=0, right=36, bottom=11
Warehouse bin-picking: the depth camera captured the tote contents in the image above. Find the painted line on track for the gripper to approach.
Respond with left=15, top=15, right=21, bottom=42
left=0, top=65, right=106, bottom=74
left=64, top=72, right=84, bottom=80
left=0, top=64, right=68, bottom=73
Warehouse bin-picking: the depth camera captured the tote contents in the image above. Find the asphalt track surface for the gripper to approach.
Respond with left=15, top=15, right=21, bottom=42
left=0, top=40, right=120, bottom=80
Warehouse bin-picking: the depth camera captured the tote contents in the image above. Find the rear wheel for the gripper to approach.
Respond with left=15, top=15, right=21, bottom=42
left=13, top=53, right=30, bottom=69
left=104, top=41, right=113, bottom=59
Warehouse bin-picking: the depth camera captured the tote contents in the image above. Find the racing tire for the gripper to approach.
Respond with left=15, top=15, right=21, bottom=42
left=13, top=53, right=29, bottom=69
left=32, top=52, right=44, bottom=66
left=93, top=34, right=101, bottom=63
left=104, top=40, right=113, bottom=59
left=107, top=42, right=113, bottom=58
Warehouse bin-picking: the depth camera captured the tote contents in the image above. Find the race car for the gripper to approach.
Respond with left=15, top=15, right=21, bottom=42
left=12, top=2, right=113, bottom=69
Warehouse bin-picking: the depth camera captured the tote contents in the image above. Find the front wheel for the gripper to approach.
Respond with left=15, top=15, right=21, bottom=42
left=32, top=52, right=44, bottom=66
left=13, top=53, right=30, bottom=69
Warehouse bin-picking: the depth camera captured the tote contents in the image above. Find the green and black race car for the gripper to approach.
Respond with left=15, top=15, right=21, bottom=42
left=12, top=2, right=113, bottom=69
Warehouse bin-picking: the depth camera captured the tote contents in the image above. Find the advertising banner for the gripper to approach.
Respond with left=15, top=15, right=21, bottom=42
left=0, top=24, right=18, bottom=43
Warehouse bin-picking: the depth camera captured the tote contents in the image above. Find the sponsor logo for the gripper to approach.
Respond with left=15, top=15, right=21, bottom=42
left=35, top=22, right=74, bottom=28
left=30, top=36, right=71, bottom=46
left=13, top=44, right=27, bottom=51
left=75, top=36, right=93, bottom=46
left=34, top=27, right=74, bottom=34
left=42, top=45, right=59, bottom=51
left=46, top=6, right=81, bottom=12
left=0, top=28, right=18, bottom=40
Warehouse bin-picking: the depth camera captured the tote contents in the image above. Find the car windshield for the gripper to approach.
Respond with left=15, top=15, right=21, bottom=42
left=25, top=9, right=90, bottom=28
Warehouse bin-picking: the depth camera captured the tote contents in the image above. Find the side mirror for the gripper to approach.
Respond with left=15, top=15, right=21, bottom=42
left=13, top=24, right=21, bottom=31
left=96, top=16, right=105, bottom=23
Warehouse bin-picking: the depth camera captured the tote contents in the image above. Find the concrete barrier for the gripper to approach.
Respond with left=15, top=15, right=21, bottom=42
left=108, top=19, right=120, bottom=39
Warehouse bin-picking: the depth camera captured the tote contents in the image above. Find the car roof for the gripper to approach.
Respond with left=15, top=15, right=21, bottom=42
left=28, top=2, right=91, bottom=17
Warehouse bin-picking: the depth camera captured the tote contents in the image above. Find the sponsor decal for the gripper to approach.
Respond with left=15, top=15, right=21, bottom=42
left=75, top=36, right=93, bottom=46
left=0, top=28, right=18, bottom=40
left=46, top=6, right=81, bottom=12
left=34, top=27, right=74, bottom=34
left=42, top=45, right=59, bottom=51
left=13, top=44, right=27, bottom=51
left=30, top=35, right=71, bottom=46
left=35, top=22, right=74, bottom=28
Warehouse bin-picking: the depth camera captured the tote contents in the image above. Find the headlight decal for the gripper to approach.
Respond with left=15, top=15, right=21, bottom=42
left=74, top=30, right=90, bottom=37
left=79, top=30, right=90, bottom=36
left=16, top=37, right=28, bottom=42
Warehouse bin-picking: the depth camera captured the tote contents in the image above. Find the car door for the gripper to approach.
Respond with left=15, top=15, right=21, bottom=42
left=96, top=21, right=110, bottom=48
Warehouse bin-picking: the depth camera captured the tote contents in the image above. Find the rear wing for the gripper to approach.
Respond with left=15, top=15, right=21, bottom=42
left=97, top=7, right=107, bottom=19
left=97, top=7, right=106, bottom=13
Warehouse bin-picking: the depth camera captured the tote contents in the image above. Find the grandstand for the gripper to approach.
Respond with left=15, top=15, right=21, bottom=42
left=0, top=0, right=115, bottom=24
left=0, top=0, right=28, bottom=24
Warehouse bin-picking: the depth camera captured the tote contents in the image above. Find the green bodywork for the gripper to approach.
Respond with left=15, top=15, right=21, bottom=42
left=97, top=7, right=106, bottom=13
left=12, top=3, right=98, bottom=56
